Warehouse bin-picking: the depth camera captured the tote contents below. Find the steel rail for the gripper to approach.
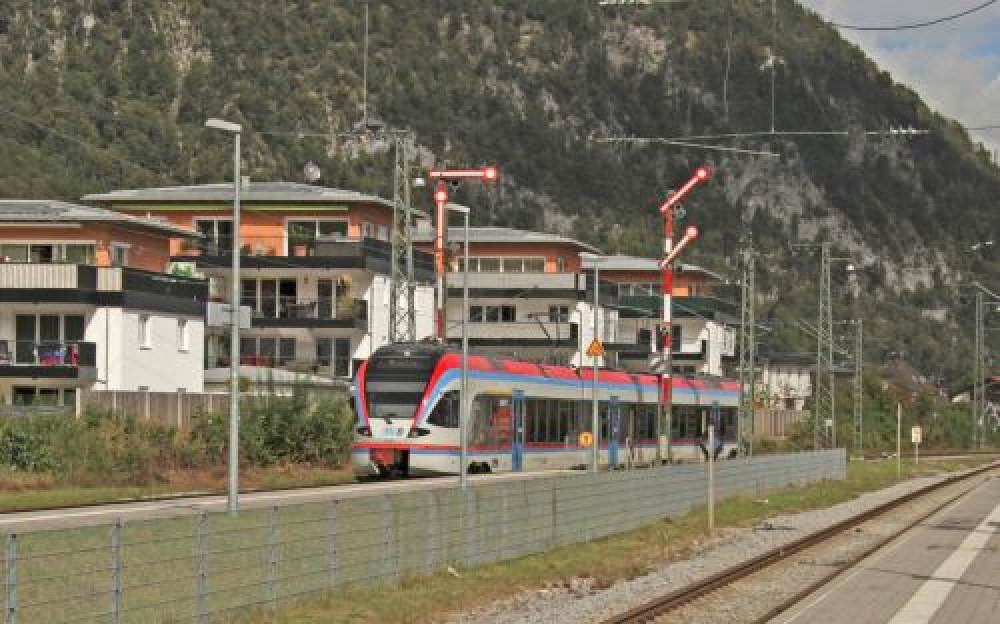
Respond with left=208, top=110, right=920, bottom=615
left=603, top=461, right=999, bottom=624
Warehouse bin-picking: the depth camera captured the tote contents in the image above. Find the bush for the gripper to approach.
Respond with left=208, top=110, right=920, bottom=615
left=0, top=393, right=355, bottom=485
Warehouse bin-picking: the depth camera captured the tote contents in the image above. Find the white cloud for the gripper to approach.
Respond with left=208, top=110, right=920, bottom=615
left=799, top=0, right=1000, bottom=151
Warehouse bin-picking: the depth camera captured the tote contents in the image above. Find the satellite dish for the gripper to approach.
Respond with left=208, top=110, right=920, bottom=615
left=303, top=161, right=322, bottom=183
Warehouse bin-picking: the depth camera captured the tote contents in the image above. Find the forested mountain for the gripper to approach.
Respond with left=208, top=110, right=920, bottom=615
left=0, top=0, right=997, bottom=386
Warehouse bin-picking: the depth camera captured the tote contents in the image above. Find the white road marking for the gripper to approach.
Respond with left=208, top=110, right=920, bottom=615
left=888, top=499, right=1000, bottom=624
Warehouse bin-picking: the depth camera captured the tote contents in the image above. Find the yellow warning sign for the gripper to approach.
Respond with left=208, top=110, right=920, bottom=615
left=579, top=431, right=594, bottom=447
left=586, top=339, right=605, bottom=358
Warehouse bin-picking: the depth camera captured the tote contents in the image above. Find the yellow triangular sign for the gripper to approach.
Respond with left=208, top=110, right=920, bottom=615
left=586, top=339, right=605, bottom=358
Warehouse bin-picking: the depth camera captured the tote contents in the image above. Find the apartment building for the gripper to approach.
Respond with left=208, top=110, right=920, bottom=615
left=413, top=225, right=616, bottom=366
left=597, top=255, right=737, bottom=376
left=411, top=225, right=737, bottom=374
left=84, top=182, right=435, bottom=379
left=0, top=200, right=207, bottom=411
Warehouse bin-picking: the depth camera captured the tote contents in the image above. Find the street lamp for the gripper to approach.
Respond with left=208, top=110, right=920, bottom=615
left=447, top=203, right=471, bottom=488
left=205, top=117, right=242, bottom=513
left=580, top=252, right=604, bottom=472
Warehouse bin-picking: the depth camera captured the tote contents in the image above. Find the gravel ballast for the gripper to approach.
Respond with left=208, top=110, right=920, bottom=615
left=441, top=466, right=989, bottom=624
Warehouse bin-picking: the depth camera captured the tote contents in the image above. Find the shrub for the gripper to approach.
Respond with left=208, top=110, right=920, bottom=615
left=0, top=393, right=355, bottom=486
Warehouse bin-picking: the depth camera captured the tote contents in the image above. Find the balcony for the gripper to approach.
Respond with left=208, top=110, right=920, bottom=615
left=248, top=297, right=368, bottom=329
left=446, top=320, right=578, bottom=347
left=207, top=354, right=351, bottom=379
left=0, top=264, right=207, bottom=313
left=603, top=318, right=655, bottom=354
left=180, top=237, right=435, bottom=280
left=446, top=272, right=582, bottom=298
left=0, top=340, right=97, bottom=380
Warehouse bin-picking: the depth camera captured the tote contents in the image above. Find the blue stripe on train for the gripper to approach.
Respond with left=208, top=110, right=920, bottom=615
left=416, top=369, right=737, bottom=424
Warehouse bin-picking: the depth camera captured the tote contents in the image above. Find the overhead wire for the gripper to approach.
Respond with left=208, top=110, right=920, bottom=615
left=828, top=0, right=997, bottom=31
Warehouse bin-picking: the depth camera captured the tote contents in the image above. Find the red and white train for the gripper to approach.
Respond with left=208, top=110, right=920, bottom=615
left=351, top=342, right=740, bottom=478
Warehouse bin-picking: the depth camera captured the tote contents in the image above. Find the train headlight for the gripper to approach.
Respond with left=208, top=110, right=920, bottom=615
left=356, top=425, right=372, bottom=437
left=407, top=427, right=430, bottom=438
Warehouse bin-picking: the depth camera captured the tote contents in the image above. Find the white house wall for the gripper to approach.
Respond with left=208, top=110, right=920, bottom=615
left=114, top=309, right=204, bottom=392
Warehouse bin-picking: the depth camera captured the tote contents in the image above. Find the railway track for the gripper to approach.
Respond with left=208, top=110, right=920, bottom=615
left=602, top=461, right=1000, bottom=624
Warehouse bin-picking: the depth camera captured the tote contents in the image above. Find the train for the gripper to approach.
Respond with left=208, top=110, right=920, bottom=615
left=351, top=342, right=741, bottom=478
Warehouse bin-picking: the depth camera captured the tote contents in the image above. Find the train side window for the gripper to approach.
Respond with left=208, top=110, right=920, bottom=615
left=427, top=391, right=460, bottom=428
left=557, top=400, right=573, bottom=444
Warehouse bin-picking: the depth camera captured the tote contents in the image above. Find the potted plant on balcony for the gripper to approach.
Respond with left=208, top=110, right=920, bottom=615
left=288, top=224, right=313, bottom=256
left=335, top=275, right=353, bottom=317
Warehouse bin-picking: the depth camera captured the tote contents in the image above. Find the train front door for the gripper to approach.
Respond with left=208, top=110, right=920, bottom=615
left=608, top=395, right=621, bottom=468
left=512, top=390, right=525, bottom=472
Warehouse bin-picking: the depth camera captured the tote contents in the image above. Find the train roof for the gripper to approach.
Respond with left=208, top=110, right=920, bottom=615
left=370, top=343, right=739, bottom=392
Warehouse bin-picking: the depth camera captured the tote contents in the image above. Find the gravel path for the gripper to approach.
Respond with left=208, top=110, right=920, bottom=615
left=440, top=466, right=990, bottom=624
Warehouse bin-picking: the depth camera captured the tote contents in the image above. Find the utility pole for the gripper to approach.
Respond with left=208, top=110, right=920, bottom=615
left=389, top=132, right=416, bottom=343
left=853, top=319, right=863, bottom=457
left=971, top=282, right=1000, bottom=448
left=813, top=243, right=835, bottom=450
left=974, top=289, right=984, bottom=448
left=737, top=246, right=756, bottom=456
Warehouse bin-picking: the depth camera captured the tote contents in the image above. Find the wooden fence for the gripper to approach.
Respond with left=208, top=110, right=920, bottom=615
left=754, top=408, right=809, bottom=439
left=80, top=387, right=347, bottom=428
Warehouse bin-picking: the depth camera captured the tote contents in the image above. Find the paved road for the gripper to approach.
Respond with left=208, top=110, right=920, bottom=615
left=0, top=469, right=576, bottom=532
left=773, top=475, right=1000, bottom=624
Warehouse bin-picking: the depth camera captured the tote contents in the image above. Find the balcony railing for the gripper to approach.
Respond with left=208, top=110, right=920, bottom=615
left=0, top=264, right=207, bottom=300
left=207, top=354, right=351, bottom=378
left=246, top=298, right=368, bottom=322
left=446, top=272, right=580, bottom=291
left=0, top=340, right=97, bottom=368
left=603, top=318, right=656, bottom=350
left=446, top=320, right=577, bottom=342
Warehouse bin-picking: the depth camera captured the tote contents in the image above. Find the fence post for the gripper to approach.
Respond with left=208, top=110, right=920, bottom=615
left=196, top=512, right=207, bottom=624
left=381, top=496, right=393, bottom=583
left=5, top=533, right=15, bottom=624
left=462, top=489, right=474, bottom=564
left=423, top=491, right=437, bottom=576
left=110, top=519, right=122, bottom=624
left=326, top=500, right=338, bottom=589
left=176, top=391, right=184, bottom=428
left=267, top=507, right=278, bottom=610
left=501, top=483, right=510, bottom=561
left=550, top=478, right=557, bottom=548
left=143, top=390, right=150, bottom=421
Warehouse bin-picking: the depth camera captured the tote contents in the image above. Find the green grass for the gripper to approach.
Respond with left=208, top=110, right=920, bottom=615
left=0, top=465, right=355, bottom=512
left=237, top=457, right=995, bottom=624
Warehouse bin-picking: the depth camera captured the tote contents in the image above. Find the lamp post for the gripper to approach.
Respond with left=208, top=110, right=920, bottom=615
left=580, top=252, right=604, bottom=472
left=205, top=117, right=242, bottom=513
left=448, top=203, right=471, bottom=488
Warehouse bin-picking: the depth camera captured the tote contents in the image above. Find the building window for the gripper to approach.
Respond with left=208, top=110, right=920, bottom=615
left=317, top=338, right=352, bottom=377
left=557, top=256, right=566, bottom=272
left=376, top=225, right=389, bottom=241
left=287, top=219, right=348, bottom=253
left=470, top=305, right=516, bottom=323
left=548, top=305, right=569, bottom=322
left=671, top=325, right=681, bottom=351
left=361, top=221, right=375, bottom=239
left=194, top=219, right=233, bottom=254
left=63, top=244, right=96, bottom=264
left=0, top=243, right=97, bottom=264
left=111, top=243, right=129, bottom=267
left=478, top=257, right=501, bottom=272
left=139, top=315, right=152, bottom=349
left=177, top=320, right=189, bottom=352
left=523, top=257, right=545, bottom=272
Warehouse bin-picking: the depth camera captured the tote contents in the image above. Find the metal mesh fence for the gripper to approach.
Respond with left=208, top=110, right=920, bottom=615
left=2, top=450, right=845, bottom=623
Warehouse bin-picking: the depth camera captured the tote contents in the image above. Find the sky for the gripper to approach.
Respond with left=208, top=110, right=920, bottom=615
left=799, top=0, right=1000, bottom=153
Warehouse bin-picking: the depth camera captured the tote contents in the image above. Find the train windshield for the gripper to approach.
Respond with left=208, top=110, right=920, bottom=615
left=364, top=344, right=445, bottom=424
